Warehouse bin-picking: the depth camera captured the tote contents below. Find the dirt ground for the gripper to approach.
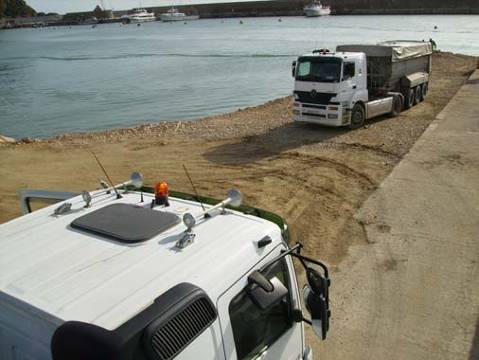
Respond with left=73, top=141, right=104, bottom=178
left=0, top=52, right=477, bottom=358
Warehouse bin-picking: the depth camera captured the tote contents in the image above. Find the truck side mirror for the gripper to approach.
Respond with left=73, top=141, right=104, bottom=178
left=302, top=267, right=331, bottom=340
left=292, top=61, right=297, bottom=77
left=247, top=270, right=288, bottom=310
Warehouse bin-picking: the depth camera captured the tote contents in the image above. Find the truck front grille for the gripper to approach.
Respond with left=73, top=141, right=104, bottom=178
left=294, top=91, right=337, bottom=105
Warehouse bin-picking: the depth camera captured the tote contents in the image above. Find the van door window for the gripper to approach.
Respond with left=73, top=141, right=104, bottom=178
left=228, top=260, right=292, bottom=360
left=343, top=62, right=355, bottom=80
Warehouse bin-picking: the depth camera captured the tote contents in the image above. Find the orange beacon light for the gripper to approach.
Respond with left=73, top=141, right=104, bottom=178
left=153, top=181, right=170, bottom=207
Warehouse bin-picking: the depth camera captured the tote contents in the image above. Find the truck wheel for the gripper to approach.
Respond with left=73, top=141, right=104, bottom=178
left=390, top=95, right=403, bottom=117
left=404, top=88, right=415, bottom=109
left=349, top=103, right=365, bottom=129
left=421, top=82, right=428, bottom=100
left=415, top=86, right=422, bottom=104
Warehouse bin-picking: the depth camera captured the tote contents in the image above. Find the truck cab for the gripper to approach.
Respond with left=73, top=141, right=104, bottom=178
left=293, top=41, right=433, bottom=128
left=293, top=50, right=368, bottom=127
left=0, top=174, right=330, bottom=360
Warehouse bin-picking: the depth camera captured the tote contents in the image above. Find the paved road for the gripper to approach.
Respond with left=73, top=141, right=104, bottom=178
left=318, top=70, right=479, bottom=360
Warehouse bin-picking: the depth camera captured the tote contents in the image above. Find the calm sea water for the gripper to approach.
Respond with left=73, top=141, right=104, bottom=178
left=1, top=15, right=478, bottom=138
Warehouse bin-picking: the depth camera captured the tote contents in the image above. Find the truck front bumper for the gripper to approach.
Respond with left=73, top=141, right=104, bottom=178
left=293, top=102, right=350, bottom=127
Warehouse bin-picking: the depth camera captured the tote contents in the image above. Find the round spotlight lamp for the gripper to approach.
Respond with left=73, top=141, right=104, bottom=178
left=183, top=213, right=196, bottom=231
left=227, top=189, right=243, bottom=208
left=130, top=172, right=144, bottom=189
left=81, top=191, right=92, bottom=207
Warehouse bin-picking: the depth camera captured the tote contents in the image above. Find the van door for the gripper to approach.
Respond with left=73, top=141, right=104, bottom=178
left=340, top=60, right=357, bottom=104
left=218, top=245, right=303, bottom=360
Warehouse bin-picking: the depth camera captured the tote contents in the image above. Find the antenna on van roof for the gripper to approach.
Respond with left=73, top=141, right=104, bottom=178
left=91, top=151, right=122, bottom=199
left=182, top=164, right=206, bottom=213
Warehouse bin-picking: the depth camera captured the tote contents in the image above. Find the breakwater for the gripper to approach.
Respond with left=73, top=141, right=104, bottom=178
left=3, top=0, right=478, bottom=29
left=63, top=0, right=479, bottom=21
left=154, top=0, right=479, bottom=18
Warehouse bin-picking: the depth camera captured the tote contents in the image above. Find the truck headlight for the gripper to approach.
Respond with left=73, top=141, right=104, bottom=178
left=328, top=114, right=338, bottom=119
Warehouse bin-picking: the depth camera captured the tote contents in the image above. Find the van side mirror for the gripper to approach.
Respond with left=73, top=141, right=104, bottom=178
left=302, top=267, right=330, bottom=340
left=292, top=61, right=297, bottom=77
left=247, top=270, right=288, bottom=310
left=250, top=242, right=331, bottom=339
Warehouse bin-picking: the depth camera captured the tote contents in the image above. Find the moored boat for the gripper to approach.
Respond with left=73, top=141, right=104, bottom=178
left=159, top=8, right=199, bottom=22
left=121, top=8, right=156, bottom=24
left=304, top=1, right=331, bottom=17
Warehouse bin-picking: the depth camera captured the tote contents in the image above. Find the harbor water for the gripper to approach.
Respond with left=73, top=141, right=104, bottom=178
left=0, top=15, right=478, bottom=138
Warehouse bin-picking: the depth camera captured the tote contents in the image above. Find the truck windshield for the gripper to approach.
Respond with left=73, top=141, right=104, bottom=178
left=295, top=57, right=342, bottom=83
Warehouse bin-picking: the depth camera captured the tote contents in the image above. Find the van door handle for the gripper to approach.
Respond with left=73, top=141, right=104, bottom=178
left=352, top=85, right=357, bottom=89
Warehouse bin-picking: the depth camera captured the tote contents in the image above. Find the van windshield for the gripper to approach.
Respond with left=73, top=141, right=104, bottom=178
left=295, top=57, right=342, bottom=83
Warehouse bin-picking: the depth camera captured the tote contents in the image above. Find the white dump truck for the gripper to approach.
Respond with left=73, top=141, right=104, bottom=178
left=292, top=40, right=433, bottom=128
left=0, top=173, right=330, bottom=360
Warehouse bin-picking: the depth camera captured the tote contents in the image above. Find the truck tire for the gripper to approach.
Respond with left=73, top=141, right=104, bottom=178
left=421, top=82, right=429, bottom=100
left=349, top=103, right=365, bottom=129
left=415, top=86, right=422, bottom=104
left=390, top=95, right=403, bottom=117
left=404, top=88, right=415, bottom=109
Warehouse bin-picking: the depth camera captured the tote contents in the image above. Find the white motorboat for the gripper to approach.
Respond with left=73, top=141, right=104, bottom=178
left=83, top=17, right=98, bottom=25
left=159, top=8, right=199, bottom=22
left=121, top=8, right=156, bottom=23
left=304, top=1, right=331, bottom=17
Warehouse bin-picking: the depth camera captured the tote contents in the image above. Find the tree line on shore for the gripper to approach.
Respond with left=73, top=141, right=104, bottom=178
left=0, top=0, right=36, bottom=18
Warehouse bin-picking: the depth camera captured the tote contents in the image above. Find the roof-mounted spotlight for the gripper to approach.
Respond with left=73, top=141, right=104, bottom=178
left=119, top=171, right=144, bottom=191
left=176, top=212, right=197, bottom=249
left=53, top=202, right=72, bottom=216
left=109, top=172, right=145, bottom=195
left=227, top=189, right=243, bottom=207
left=129, top=172, right=144, bottom=189
left=202, top=189, right=243, bottom=218
left=183, top=212, right=196, bottom=231
left=175, top=189, right=243, bottom=249
left=81, top=191, right=92, bottom=208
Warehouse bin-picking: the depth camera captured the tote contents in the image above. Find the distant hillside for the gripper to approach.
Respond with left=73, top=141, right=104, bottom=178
left=0, top=0, right=36, bottom=18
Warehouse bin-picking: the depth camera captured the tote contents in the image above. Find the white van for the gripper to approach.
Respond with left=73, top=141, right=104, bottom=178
left=0, top=174, right=330, bottom=360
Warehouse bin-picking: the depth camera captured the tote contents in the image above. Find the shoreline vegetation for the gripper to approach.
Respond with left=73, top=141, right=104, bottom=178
left=0, top=0, right=35, bottom=18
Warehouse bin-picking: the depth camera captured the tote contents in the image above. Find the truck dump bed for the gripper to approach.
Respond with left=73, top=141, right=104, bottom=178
left=337, top=41, right=433, bottom=93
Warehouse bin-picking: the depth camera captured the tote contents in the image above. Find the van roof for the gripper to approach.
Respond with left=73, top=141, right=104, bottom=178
left=0, top=190, right=283, bottom=330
